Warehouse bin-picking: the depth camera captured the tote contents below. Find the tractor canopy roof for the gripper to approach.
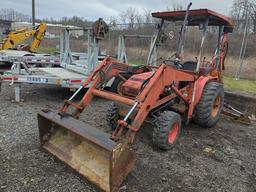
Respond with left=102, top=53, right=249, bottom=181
left=152, top=9, right=234, bottom=29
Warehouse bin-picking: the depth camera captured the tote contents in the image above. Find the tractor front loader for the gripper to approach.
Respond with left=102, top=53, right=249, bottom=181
left=38, top=3, right=234, bottom=192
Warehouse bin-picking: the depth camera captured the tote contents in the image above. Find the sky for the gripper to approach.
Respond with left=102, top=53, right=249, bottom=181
left=1, top=0, right=234, bottom=22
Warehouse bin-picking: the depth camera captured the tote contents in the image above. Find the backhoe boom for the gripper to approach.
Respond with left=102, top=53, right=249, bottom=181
left=0, top=22, right=47, bottom=52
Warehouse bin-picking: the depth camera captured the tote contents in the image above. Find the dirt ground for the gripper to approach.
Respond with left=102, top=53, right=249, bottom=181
left=0, top=83, right=256, bottom=192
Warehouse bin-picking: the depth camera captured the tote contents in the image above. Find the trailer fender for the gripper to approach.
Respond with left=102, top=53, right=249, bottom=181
left=194, top=76, right=217, bottom=106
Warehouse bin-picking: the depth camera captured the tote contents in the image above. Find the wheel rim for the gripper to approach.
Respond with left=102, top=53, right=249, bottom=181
left=168, top=122, right=179, bottom=144
left=211, top=95, right=221, bottom=118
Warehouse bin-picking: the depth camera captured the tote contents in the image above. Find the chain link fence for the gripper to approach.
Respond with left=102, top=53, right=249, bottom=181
left=37, top=19, right=256, bottom=80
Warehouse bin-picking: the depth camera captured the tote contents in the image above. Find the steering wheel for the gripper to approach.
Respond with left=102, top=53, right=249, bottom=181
left=163, top=59, right=183, bottom=69
left=163, top=52, right=183, bottom=69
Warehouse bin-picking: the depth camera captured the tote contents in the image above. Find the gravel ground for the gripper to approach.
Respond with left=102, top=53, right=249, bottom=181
left=0, top=83, right=256, bottom=192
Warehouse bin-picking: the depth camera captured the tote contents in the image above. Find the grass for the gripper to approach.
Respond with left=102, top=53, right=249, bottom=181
left=223, top=76, right=256, bottom=94
left=127, top=59, right=146, bottom=65
left=36, top=46, right=58, bottom=54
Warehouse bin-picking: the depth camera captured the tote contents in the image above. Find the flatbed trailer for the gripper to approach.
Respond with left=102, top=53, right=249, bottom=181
left=0, top=50, right=60, bottom=69
left=1, top=64, right=87, bottom=100
left=0, top=24, right=106, bottom=102
left=0, top=21, right=160, bottom=102
left=2, top=66, right=85, bottom=88
left=1, top=59, right=91, bottom=102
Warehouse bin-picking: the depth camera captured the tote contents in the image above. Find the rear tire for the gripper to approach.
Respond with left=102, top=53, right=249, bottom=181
left=106, top=102, right=120, bottom=130
left=194, top=81, right=224, bottom=128
left=153, top=111, right=182, bottom=150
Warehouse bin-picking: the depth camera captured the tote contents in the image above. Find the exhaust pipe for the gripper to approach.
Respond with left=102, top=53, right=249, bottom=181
left=38, top=110, right=135, bottom=192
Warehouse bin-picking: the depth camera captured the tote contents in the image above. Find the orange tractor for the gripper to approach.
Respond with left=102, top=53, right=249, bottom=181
left=38, top=3, right=234, bottom=192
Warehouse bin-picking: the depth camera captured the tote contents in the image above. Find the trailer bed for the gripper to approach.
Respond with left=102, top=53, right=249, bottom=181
left=2, top=67, right=86, bottom=88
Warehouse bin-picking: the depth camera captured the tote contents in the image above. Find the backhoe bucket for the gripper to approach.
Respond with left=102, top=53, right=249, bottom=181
left=38, top=110, right=135, bottom=192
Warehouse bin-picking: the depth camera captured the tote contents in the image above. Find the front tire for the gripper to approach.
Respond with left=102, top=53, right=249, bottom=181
left=194, top=81, right=224, bottom=128
left=106, top=102, right=120, bottom=130
left=153, top=111, right=182, bottom=150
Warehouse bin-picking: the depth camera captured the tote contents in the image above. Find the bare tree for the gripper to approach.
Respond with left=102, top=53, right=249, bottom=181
left=165, top=3, right=183, bottom=12
left=231, top=0, right=256, bottom=33
left=171, top=2, right=183, bottom=11
left=126, top=7, right=139, bottom=29
left=136, top=15, right=143, bottom=28
left=166, top=6, right=171, bottom=11
left=119, top=12, right=127, bottom=24
left=0, top=8, right=31, bottom=22
left=119, top=7, right=139, bottom=29
left=109, top=16, right=118, bottom=30
left=143, top=8, right=152, bottom=23
left=109, top=16, right=117, bottom=26
left=249, top=0, right=256, bottom=32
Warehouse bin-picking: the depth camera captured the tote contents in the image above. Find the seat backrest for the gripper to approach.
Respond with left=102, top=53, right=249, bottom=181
left=182, top=61, right=197, bottom=71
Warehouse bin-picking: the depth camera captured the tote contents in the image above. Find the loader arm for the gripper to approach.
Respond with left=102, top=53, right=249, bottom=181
left=0, top=22, right=46, bottom=52
left=38, top=57, right=197, bottom=191
left=60, top=58, right=196, bottom=141
left=38, top=57, right=136, bottom=192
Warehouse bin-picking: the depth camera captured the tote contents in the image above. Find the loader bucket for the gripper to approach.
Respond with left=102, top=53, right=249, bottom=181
left=38, top=110, right=136, bottom=192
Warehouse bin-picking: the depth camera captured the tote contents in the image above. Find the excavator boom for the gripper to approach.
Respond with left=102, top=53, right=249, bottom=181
left=0, top=22, right=47, bottom=52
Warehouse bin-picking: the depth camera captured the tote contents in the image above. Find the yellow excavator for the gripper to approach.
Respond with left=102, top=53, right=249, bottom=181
left=0, top=22, right=47, bottom=52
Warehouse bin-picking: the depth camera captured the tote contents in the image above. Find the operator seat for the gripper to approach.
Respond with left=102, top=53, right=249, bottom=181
left=182, top=61, right=197, bottom=71
left=182, top=60, right=212, bottom=76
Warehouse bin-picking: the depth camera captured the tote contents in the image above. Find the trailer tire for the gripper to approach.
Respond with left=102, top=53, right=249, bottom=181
left=106, top=102, right=120, bottom=130
left=194, top=82, right=224, bottom=128
left=153, top=111, right=181, bottom=150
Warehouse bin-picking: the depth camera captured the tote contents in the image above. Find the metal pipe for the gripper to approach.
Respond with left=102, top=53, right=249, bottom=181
left=176, top=2, right=192, bottom=57
left=216, top=26, right=224, bottom=71
left=124, top=102, right=138, bottom=121
left=196, top=18, right=209, bottom=72
left=21, top=62, right=32, bottom=75
left=32, top=0, right=35, bottom=28
left=10, top=62, right=19, bottom=86
left=147, top=19, right=164, bottom=65
left=10, top=63, right=17, bottom=74
left=224, top=103, right=243, bottom=115
left=69, top=86, right=83, bottom=101
left=92, top=89, right=135, bottom=106
left=171, top=85, right=189, bottom=103
left=65, top=27, right=90, bottom=31
left=122, top=34, right=154, bottom=38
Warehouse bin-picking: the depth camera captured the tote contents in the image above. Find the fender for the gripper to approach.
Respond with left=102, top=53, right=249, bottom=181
left=194, top=76, right=218, bottom=106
